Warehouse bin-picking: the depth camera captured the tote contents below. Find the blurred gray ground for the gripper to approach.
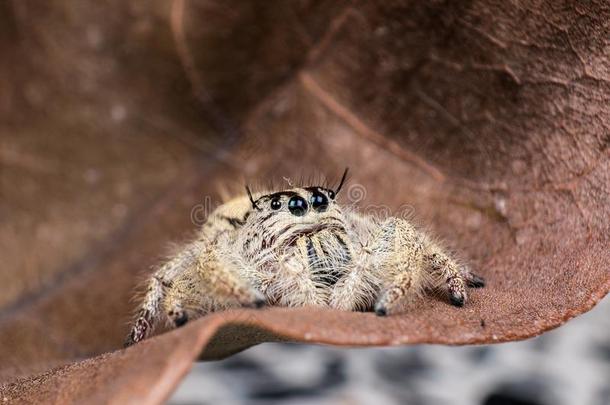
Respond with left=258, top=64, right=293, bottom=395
left=169, top=295, right=610, bottom=405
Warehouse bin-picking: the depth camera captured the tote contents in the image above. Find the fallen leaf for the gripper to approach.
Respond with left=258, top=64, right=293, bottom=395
left=1, top=0, right=608, bottom=403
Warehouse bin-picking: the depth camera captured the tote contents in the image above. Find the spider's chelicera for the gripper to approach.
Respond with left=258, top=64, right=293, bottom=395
left=126, top=169, right=485, bottom=346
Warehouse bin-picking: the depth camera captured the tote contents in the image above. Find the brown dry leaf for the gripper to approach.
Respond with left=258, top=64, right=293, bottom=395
left=1, top=0, right=609, bottom=403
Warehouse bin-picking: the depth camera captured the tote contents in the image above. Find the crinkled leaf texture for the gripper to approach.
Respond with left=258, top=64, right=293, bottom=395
left=0, top=0, right=608, bottom=403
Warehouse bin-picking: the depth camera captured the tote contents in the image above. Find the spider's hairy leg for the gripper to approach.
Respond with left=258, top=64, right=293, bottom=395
left=329, top=211, right=382, bottom=311
left=191, top=242, right=266, bottom=310
left=329, top=244, right=380, bottom=312
left=371, top=217, right=428, bottom=316
left=371, top=217, right=485, bottom=315
left=125, top=248, right=193, bottom=347
left=374, top=271, right=416, bottom=316
left=329, top=261, right=376, bottom=311
left=125, top=277, right=163, bottom=346
left=425, top=246, right=468, bottom=306
left=424, top=238, right=485, bottom=306
left=125, top=239, right=263, bottom=346
left=159, top=241, right=265, bottom=329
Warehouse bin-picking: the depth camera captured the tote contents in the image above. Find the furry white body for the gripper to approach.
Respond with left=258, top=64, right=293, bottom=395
left=126, top=185, right=484, bottom=346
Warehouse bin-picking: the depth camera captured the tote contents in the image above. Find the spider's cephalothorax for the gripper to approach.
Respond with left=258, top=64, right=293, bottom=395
left=237, top=185, right=354, bottom=304
left=126, top=170, right=485, bottom=346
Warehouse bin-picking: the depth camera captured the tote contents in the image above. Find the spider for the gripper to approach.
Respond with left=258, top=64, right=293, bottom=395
left=126, top=169, right=485, bottom=345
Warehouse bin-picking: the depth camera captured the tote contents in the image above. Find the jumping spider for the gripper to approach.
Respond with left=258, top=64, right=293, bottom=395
left=126, top=169, right=484, bottom=345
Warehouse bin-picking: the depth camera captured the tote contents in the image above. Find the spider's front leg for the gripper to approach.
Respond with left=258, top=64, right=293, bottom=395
left=372, top=217, right=485, bottom=316
left=125, top=239, right=264, bottom=346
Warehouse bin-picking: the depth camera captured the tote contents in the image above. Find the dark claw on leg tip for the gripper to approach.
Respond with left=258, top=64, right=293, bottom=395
left=254, top=298, right=266, bottom=308
left=467, top=275, right=486, bottom=288
left=174, top=312, right=188, bottom=327
left=374, top=305, right=387, bottom=316
left=450, top=295, right=465, bottom=307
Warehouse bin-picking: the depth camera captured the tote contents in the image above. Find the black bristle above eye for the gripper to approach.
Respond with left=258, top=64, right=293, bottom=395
left=245, top=185, right=260, bottom=210
left=334, top=167, right=349, bottom=197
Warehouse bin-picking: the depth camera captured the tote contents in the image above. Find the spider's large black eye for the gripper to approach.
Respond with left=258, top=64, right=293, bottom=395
left=288, top=196, right=308, bottom=216
left=270, top=198, right=281, bottom=210
left=310, top=191, right=329, bottom=212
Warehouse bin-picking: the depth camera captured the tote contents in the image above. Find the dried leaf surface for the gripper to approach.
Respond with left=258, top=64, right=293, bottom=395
left=1, top=0, right=609, bottom=403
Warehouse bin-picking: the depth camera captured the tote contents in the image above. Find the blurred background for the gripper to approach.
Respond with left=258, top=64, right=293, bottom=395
left=1, top=1, right=608, bottom=404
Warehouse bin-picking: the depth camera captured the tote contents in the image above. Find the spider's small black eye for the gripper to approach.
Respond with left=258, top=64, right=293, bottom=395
left=288, top=196, right=308, bottom=216
left=310, top=191, right=329, bottom=212
left=270, top=198, right=282, bottom=210
left=328, top=190, right=336, bottom=200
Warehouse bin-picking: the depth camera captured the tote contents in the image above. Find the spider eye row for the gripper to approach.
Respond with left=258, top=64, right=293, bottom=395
left=269, top=191, right=330, bottom=215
